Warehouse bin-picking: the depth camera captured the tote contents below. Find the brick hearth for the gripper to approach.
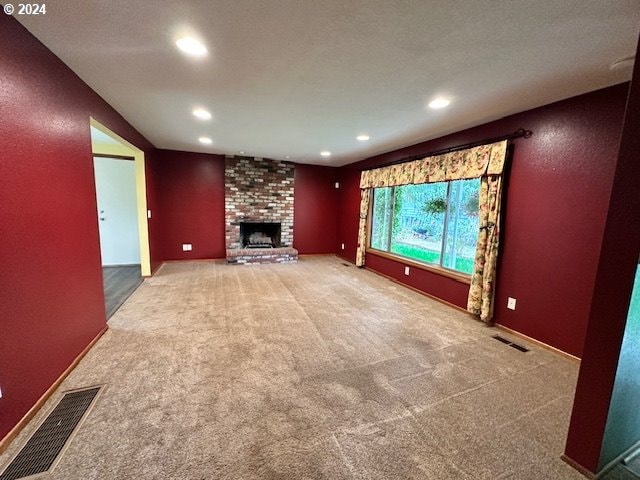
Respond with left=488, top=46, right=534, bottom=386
left=226, top=247, right=298, bottom=265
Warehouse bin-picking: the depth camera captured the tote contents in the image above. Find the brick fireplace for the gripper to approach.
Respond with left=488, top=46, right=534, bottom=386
left=225, top=156, right=298, bottom=264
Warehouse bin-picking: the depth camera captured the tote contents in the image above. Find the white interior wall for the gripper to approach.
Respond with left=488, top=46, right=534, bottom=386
left=93, top=157, right=140, bottom=266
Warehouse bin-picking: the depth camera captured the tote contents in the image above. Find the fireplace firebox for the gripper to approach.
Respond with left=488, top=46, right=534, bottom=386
left=240, top=222, right=281, bottom=248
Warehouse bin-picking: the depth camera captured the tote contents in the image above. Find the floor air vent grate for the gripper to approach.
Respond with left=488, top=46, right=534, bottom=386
left=491, top=335, right=530, bottom=352
left=0, top=386, right=102, bottom=480
left=341, top=263, right=351, bottom=267
left=492, top=335, right=512, bottom=344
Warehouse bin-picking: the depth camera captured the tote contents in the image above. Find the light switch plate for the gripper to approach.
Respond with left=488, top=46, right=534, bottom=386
left=507, top=297, right=517, bottom=310
left=404, top=266, right=410, bottom=275
left=182, top=244, right=192, bottom=251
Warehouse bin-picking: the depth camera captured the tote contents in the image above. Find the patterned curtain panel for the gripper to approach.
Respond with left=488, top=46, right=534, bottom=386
left=355, top=189, right=370, bottom=267
left=467, top=175, right=503, bottom=322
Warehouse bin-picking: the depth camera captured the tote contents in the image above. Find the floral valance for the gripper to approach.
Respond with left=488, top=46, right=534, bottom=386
left=359, top=140, right=507, bottom=189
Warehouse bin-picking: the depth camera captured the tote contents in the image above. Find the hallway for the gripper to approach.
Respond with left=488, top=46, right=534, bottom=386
left=102, top=265, right=142, bottom=319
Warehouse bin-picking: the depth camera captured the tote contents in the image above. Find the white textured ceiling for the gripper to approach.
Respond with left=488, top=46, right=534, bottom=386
left=17, top=1, right=639, bottom=166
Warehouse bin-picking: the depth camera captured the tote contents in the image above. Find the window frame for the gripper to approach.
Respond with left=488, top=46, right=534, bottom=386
left=366, top=181, right=478, bottom=285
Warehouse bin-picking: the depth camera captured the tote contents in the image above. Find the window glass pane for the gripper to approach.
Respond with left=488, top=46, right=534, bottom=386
left=389, top=182, right=447, bottom=265
left=442, top=178, right=481, bottom=274
left=371, top=187, right=393, bottom=250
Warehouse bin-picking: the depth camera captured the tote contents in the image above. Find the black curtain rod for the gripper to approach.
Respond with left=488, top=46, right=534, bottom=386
left=372, top=128, right=533, bottom=170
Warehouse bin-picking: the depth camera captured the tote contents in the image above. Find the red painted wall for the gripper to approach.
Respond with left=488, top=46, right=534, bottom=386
left=565, top=36, right=640, bottom=474
left=294, top=164, right=338, bottom=254
left=336, top=167, right=363, bottom=259
left=151, top=156, right=339, bottom=261
left=366, top=254, right=470, bottom=307
left=152, top=150, right=226, bottom=260
left=0, top=16, right=157, bottom=441
left=337, top=84, right=629, bottom=357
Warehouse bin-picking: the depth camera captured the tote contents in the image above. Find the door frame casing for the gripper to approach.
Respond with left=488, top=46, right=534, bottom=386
left=90, top=118, right=151, bottom=276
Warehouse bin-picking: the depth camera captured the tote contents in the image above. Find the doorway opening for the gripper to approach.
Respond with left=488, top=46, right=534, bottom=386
left=598, top=258, right=640, bottom=478
left=90, top=119, right=150, bottom=318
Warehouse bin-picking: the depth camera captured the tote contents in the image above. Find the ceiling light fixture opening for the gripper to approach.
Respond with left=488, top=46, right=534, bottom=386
left=428, top=97, right=450, bottom=109
left=198, top=136, right=213, bottom=145
left=193, top=108, right=212, bottom=120
left=176, top=37, right=208, bottom=57
left=320, top=151, right=331, bottom=157
left=357, top=135, right=370, bottom=141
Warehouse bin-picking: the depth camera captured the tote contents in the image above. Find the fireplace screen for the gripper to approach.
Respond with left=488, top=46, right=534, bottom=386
left=239, top=222, right=281, bottom=248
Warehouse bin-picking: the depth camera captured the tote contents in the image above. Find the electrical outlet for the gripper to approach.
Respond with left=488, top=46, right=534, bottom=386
left=0, top=385, right=3, bottom=399
left=335, top=182, right=340, bottom=189
left=182, top=243, right=192, bottom=251
left=341, top=243, right=345, bottom=250
left=147, top=210, right=152, bottom=219
left=404, top=266, right=410, bottom=276
left=507, top=297, right=517, bottom=310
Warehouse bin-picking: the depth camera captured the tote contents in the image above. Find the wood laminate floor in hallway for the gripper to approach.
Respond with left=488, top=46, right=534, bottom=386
left=102, top=265, right=142, bottom=319
left=1, top=257, right=586, bottom=479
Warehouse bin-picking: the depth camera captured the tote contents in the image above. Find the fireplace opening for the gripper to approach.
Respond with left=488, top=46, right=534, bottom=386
left=240, top=222, right=281, bottom=248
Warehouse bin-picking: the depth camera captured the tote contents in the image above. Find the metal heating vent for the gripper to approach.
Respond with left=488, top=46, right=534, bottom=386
left=491, top=335, right=530, bottom=352
left=492, top=335, right=512, bottom=345
left=0, top=386, right=102, bottom=480
left=509, top=343, right=530, bottom=353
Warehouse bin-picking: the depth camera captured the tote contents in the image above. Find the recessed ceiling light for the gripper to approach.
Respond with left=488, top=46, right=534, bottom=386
left=198, top=136, right=212, bottom=145
left=428, top=98, right=450, bottom=109
left=285, top=155, right=291, bottom=159
left=357, top=135, right=370, bottom=141
left=320, top=151, right=331, bottom=157
left=193, top=108, right=212, bottom=120
left=176, top=37, right=208, bottom=57
left=239, top=151, right=245, bottom=154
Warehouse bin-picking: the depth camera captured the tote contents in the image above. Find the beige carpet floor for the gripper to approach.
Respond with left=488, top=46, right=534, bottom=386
left=0, top=256, right=586, bottom=479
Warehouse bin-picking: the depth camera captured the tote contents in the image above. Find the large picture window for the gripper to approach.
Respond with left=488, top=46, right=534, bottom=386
left=369, top=178, right=480, bottom=275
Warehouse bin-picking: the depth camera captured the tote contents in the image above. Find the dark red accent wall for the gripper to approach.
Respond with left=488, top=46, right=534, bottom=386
left=152, top=150, right=226, bottom=260
left=0, top=16, right=157, bottom=441
left=294, top=164, right=338, bottom=254
left=336, top=167, right=362, bottom=259
left=337, top=83, right=629, bottom=358
left=151, top=156, right=338, bottom=261
left=565, top=36, right=640, bottom=475
left=366, top=254, right=470, bottom=307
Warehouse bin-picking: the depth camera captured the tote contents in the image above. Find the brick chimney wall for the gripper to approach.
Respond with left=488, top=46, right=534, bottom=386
left=224, top=156, right=295, bottom=249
